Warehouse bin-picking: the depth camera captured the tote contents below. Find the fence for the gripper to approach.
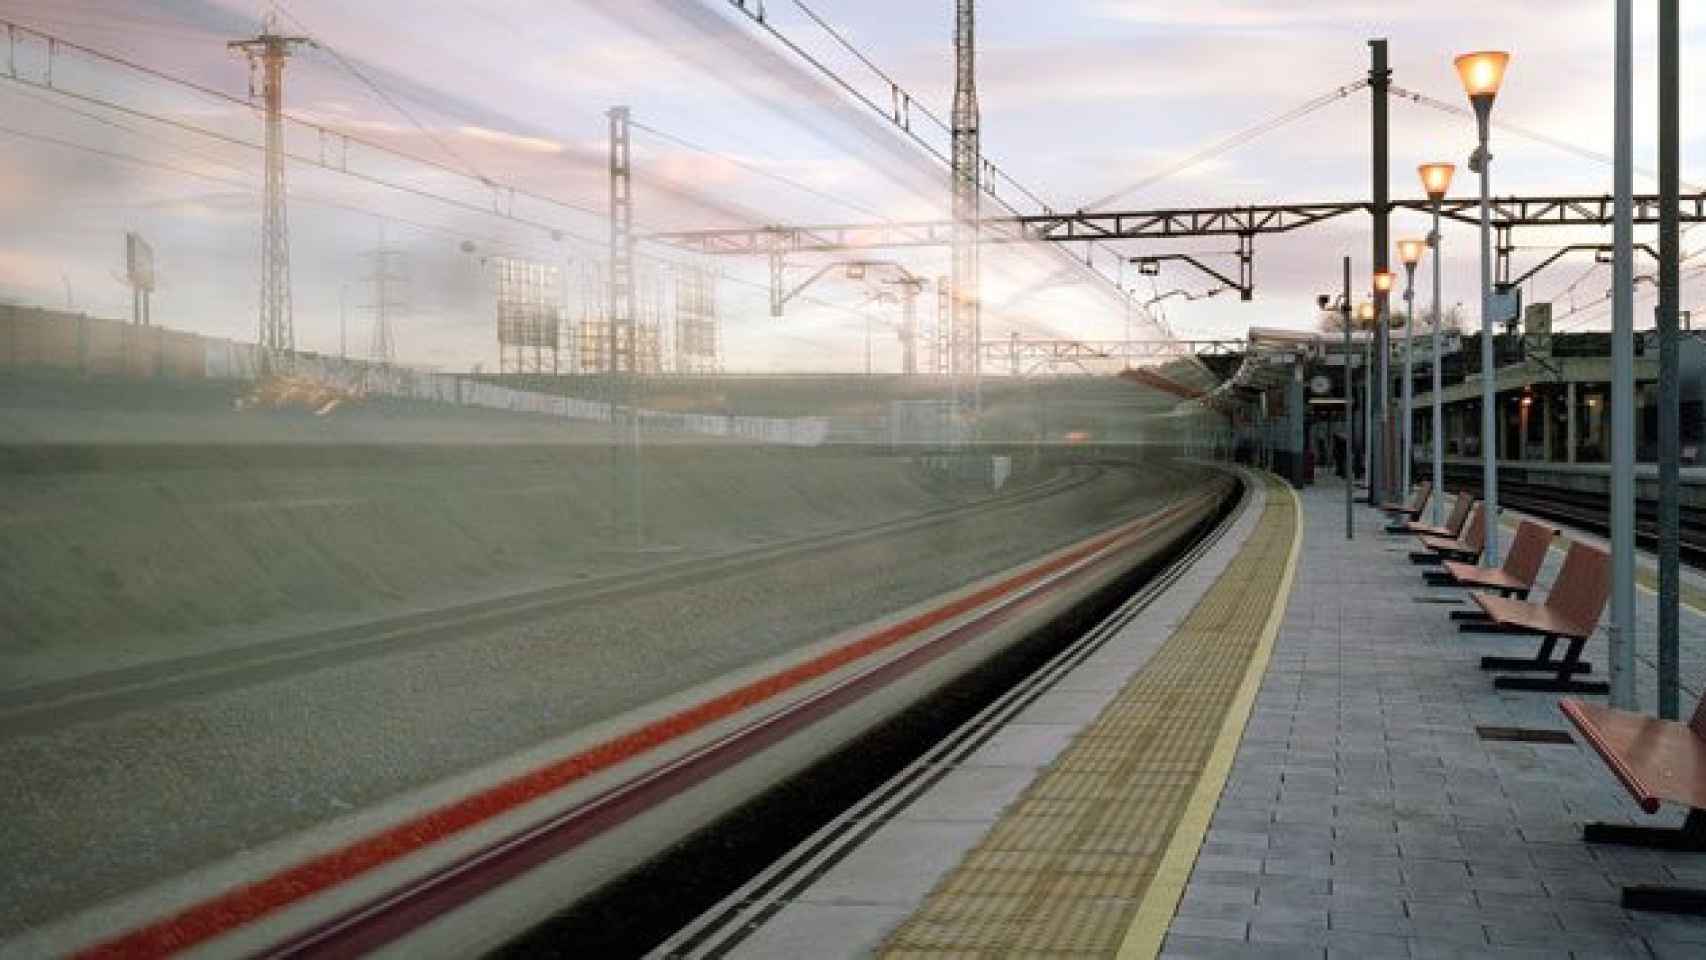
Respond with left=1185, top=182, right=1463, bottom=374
left=0, top=305, right=827, bottom=447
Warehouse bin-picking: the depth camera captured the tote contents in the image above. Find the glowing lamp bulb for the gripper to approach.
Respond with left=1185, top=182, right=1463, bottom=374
left=1454, top=51, right=1510, bottom=100
left=1398, top=239, right=1426, bottom=268
left=1373, top=270, right=1396, bottom=294
left=1356, top=302, right=1375, bottom=322
left=1418, top=162, right=1455, bottom=201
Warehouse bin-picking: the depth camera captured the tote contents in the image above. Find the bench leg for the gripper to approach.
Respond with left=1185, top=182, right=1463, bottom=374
left=1583, top=811, right=1706, bottom=914
left=1422, top=571, right=1460, bottom=586
left=1620, top=885, right=1706, bottom=915
left=1583, top=811, right=1706, bottom=851
left=1409, top=551, right=1444, bottom=566
left=1461, top=621, right=1538, bottom=635
left=1491, top=637, right=1607, bottom=693
left=1450, top=610, right=1490, bottom=622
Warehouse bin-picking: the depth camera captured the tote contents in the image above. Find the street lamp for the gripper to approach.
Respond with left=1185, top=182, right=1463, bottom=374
left=1457, top=49, right=1510, bottom=565
left=1372, top=270, right=1396, bottom=499
left=1357, top=300, right=1376, bottom=488
left=1419, top=162, right=1455, bottom=525
left=1397, top=239, right=1425, bottom=500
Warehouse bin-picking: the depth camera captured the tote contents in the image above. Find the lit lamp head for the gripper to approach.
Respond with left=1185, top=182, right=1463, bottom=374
left=1418, top=162, right=1455, bottom=202
left=1454, top=51, right=1510, bottom=123
left=1373, top=269, right=1396, bottom=295
left=1398, top=239, right=1426, bottom=268
left=1356, top=301, right=1376, bottom=326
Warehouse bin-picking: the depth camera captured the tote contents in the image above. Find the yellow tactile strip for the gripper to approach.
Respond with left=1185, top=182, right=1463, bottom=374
left=881, top=475, right=1300, bottom=959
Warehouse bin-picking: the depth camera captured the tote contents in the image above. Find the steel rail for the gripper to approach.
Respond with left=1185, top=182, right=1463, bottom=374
left=0, top=461, right=1114, bottom=737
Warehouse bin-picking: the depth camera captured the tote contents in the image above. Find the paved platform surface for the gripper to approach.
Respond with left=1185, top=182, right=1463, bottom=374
left=686, top=469, right=1294, bottom=959
left=1161, top=479, right=1706, bottom=960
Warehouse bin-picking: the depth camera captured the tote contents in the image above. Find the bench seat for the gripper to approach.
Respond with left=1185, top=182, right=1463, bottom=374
left=1562, top=700, right=1706, bottom=815
left=1441, top=560, right=1527, bottom=595
left=1470, top=592, right=1592, bottom=639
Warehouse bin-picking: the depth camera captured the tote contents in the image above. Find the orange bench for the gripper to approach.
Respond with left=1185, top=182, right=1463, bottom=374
left=1401, top=490, right=1472, bottom=540
left=1425, top=519, right=1558, bottom=624
left=1561, top=695, right=1706, bottom=913
left=1381, top=480, right=1433, bottom=529
left=1414, top=502, right=1484, bottom=564
left=1467, top=540, right=1611, bottom=694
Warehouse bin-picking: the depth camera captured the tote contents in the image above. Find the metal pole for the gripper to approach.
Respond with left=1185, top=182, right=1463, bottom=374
left=1370, top=39, right=1391, bottom=505
left=1472, top=99, right=1500, bottom=565
left=1657, top=0, right=1681, bottom=719
left=1344, top=255, right=1354, bottom=539
left=1403, top=262, right=1416, bottom=496
left=1610, top=0, right=1637, bottom=708
left=1430, top=201, right=1445, bottom=525
left=1364, top=335, right=1373, bottom=486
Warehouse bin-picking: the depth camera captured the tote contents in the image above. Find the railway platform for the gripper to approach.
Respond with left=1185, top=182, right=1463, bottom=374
left=662, top=473, right=1706, bottom=959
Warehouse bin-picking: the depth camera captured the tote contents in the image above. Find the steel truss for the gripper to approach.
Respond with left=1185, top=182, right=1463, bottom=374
left=982, top=338, right=1244, bottom=375
left=649, top=193, right=1706, bottom=254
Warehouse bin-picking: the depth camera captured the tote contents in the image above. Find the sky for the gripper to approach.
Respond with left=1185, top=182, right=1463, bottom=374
left=0, top=0, right=1701, bottom=373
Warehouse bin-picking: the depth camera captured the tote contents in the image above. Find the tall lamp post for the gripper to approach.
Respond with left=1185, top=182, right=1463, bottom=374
left=1358, top=300, right=1376, bottom=487
left=1419, top=162, right=1455, bottom=526
left=1397, top=239, right=1425, bottom=499
left=1456, top=49, right=1510, bottom=566
left=1374, top=268, right=1397, bottom=501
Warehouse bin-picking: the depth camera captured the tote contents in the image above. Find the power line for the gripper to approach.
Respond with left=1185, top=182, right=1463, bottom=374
left=629, top=117, right=891, bottom=222
left=270, top=0, right=495, bottom=187
left=0, top=17, right=610, bottom=221
left=1388, top=83, right=1705, bottom=192
left=1090, top=80, right=1368, bottom=209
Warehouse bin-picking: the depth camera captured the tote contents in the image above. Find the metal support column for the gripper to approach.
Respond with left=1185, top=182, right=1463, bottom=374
left=950, top=0, right=981, bottom=422
left=1471, top=84, right=1501, bottom=564
left=1610, top=0, right=1637, bottom=707
left=1657, top=0, right=1681, bottom=718
left=609, top=105, right=642, bottom=548
left=1344, top=255, right=1354, bottom=539
left=1369, top=38, right=1391, bottom=505
left=1430, top=197, right=1446, bottom=525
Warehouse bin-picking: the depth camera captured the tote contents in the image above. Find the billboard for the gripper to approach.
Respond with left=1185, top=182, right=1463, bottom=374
left=125, top=232, right=155, bottom=292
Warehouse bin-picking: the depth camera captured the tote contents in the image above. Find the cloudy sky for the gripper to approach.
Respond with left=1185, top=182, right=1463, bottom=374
left=0, top=0, right=1701, bottom=372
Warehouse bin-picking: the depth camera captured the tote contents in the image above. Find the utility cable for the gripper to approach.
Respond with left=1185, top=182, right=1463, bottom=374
left=271, top=0, right=496, bottom=187
left=1089, top=80, right=1368, bottom=209
left=1389, top=83, right=1704, bottom=192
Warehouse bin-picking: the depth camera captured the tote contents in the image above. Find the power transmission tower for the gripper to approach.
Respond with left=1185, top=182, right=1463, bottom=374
left=608, top=105, right=636, bottom=375
left=229, top=11, right=311, bottom=371
left=362, top=221, right=407, bottom=366
left=950, top=0, right=981, bottom=387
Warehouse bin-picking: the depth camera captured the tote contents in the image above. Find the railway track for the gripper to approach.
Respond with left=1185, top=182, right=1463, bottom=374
left=0, top=460, right=1124, bottom=739
left=1443, top=464, right=1706, bottom=566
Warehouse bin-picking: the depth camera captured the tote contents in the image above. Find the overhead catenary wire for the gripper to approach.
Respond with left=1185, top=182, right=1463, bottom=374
left=1089, top=79, right=1369, bottom=209
left=628, top=118, right=892, bottom=222
left=1389, top=83, right=1705, bottom=193
left=270, top=0, right=497, bottom=188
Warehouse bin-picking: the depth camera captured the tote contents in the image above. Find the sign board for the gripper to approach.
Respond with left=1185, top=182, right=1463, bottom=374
left=125, top=232, right=155, bottom=292
left=1491, top=285, right=1522, bottom=329
left=1524, top=302, right=1553, bottom=360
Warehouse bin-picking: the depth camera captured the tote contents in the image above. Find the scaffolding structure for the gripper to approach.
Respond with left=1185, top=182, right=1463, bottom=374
left=675, top=266, right=720, bottom=375
left=363, top=221, right=406, bottom=367
left=572, top=259, right=668, bottom=375
left=495, top=257, right=563, bottom=375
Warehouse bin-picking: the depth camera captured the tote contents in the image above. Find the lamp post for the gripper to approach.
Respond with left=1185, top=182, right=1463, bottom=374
left=1374, top=268, right=1397, bottom=502
left=1397, top=239, right=1425, bottom=499
left=1419, top=162, right=1455, bottom=526
left=1456, top=49, right=1510, bottom=566
left=1358, top=300, right=1376, bottom=488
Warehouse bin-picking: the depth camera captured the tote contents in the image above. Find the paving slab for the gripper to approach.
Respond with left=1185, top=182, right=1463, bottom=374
left=1163, top=477, right=1706, bottom=959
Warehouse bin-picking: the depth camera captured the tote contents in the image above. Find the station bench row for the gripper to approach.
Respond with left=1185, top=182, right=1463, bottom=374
left=1376, top=484, right=1706, bottom=916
